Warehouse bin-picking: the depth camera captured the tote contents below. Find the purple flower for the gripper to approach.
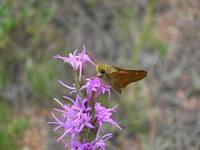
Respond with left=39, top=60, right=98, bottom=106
left=50, top=45, right=122, bottom=149
left=93, top=133, right=113, bottom=150
left=79, top=44, right=94, bottom=66
left=53, top=45, right=94, bottom=81
left=48, top=96, right=94, bottom=141
left=70, top=133, right=113, bottom=150
left=81, top=77, right=110, bottom=99
left=58, top=80, right=77, bottom=95
left=95, top=103, right=121, bottom=132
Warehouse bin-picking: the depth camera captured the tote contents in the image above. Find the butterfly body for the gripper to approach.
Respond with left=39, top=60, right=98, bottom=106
left=96, top=63, right=147, bottom=93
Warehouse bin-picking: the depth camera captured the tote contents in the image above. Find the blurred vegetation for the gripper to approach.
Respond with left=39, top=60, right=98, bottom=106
left=0, top=1, right=60, bottom=149
left=0, top=101, right=27, bottom=150
left=0, top=0, right=61, bottom=102
left=0, top=0, right=200, bottom=149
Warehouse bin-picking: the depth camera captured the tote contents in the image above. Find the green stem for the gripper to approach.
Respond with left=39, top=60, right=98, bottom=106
left=73, top=71, right=84, bottom=98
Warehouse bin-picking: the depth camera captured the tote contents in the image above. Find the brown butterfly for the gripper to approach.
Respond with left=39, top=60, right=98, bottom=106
left=96, top=63, right=147, bottom=93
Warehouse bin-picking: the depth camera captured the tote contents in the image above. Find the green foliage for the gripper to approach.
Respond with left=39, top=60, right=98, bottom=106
left=120, top=99, right=148, bottom=135
left=147, top=34, right=168, bottom=56
left=26, top=60, right=61, bottom=102
left=0, top=67, right=9, bottom=89
left=0, top=0, right=57, bottom=46
left=132, top=0, right=168, bottom=65
left=114, top=7, right=138, bottom=42
left=0, top=102, right=27, bottom=150
left=0, top=0, right=60, bottom=102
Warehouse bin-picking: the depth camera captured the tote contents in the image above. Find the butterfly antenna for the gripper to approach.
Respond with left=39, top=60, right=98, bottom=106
left=86, top=48, right=98, bottom=65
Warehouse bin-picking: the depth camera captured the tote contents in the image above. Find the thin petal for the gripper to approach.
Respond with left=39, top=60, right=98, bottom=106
left=63, top=96, right=75, bottom=103
left=58, top=80, right=76, bottom=90
left=53, top=98, right=64, bottom=107
left=57, top=130, right=68, bottom=141
left=51, top=112, right=63, bottom=124
left=54, top=124, right=64, bottom=131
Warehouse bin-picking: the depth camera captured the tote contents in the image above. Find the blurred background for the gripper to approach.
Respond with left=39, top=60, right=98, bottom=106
left=0, top=0, right=200, bottom=149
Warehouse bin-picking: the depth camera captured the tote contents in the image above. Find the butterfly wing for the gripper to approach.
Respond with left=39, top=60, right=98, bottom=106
left=110, top=68, right=147, bottom=93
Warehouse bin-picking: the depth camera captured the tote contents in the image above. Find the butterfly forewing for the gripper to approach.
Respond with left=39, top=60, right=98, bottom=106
left=110, top=68, right=147, bottom=93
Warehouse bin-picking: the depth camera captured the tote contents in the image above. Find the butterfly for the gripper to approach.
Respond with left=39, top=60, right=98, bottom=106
left=96, top=63, right=147, bottom=93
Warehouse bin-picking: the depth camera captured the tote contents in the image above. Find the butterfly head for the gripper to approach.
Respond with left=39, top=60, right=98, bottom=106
left=96, top=63, right=113, bottom=79
left=96, top=64, right=106, bottom=78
